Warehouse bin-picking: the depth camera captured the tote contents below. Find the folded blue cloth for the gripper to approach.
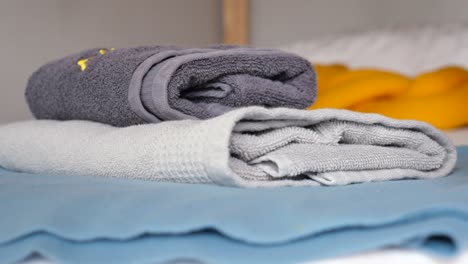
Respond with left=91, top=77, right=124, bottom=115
left=1, top=147, right=468, bottom=264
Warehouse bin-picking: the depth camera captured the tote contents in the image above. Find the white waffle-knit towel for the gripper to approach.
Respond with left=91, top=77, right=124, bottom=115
left=0, top=107, right=457, bottom=187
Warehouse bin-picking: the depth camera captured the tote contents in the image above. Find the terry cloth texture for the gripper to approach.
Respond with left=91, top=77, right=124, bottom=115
left=0, top=107, right=456, bottom=187
left=25, top=45, right=316, bottom=127
left=0, top=146, right=468, bottom=264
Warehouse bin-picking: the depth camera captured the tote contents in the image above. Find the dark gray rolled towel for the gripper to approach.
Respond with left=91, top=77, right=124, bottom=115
left=26, top=45, right=317, bottom=126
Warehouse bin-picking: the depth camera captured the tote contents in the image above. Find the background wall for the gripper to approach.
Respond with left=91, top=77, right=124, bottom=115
left=251, top=0, right=468, bottom=47
left=0, top=0, right=221, bottom=123
left=2, top=0, right=468, bottom=123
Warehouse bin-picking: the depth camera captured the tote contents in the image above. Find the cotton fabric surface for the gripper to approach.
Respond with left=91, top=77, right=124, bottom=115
left=25, top=45, right=316, bottom=127
left=0, top=107, right=456, bottom=187
left=0, top=147, right=467, bottom=264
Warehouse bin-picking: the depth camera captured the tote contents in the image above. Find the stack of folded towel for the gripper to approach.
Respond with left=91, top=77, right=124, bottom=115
left=0, top=45, right=458, bottom=187
left=0, top=45, right=465, bottom=264
left=311, top=65, right=468, bottom=129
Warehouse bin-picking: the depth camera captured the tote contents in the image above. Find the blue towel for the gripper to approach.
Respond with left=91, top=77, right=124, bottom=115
left=1, top=147, right=468, bottom=264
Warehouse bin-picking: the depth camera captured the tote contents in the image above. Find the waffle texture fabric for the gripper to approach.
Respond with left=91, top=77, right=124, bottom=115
left=0, top=107, right=456, bottom=187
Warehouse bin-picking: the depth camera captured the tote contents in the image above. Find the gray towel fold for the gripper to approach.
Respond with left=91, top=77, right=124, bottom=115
left=0, top=107, right=456, bottom=187
left=25, top=46, right=316, bottom=126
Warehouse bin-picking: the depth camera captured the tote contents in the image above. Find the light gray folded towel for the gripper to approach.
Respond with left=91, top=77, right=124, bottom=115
left=25, top=45, right=316, bottom=127
left=0, top=107, right=456, bottom=187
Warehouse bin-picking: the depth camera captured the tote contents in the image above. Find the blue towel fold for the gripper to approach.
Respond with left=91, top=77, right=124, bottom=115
left=1, top=147, right=468, bottom=264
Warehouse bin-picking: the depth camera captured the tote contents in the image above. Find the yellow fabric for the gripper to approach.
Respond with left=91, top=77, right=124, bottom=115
left=310, top=70, right=410, bottom=109
left=310, top=64, right=468, bottom=129
left=405, top=66, right=468, bottom=97
left=314, top=64, right=348, bottom=92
